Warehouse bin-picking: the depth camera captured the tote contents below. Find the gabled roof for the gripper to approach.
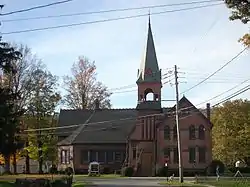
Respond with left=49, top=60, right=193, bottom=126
left=137, top=16, right=161, bottom=84
left=57, top=109, right=137, bottom=145
left=169, top=96, right=212, bottom=125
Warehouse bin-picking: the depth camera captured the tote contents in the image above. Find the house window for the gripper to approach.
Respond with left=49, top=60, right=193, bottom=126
left=61, top=150, right=70, bottom=164
left=189, top=147, right=196, bottom=163
left=115, top=152, right=122, bottom=162
left=198, top=125, right=205, bottom=140
left=132, top=148, right=136, bottom=159
left=89, top=150, right=96, bottom=162
left=97, top=151, right=105, bottom=163
left=173, top=125, right=177, bottom=140
left=173, top=147, right=179, bottom=163
left=80, top=150, right=88, bottom=164
left=164, top=125, right=170, bottom=140
left=164, top=148, right=171, bottom=163
left=189, top=125, right=196, bottom=140
left=106, top=151, right=113, bottom=162
left=198, top=147, right=206, bottom=163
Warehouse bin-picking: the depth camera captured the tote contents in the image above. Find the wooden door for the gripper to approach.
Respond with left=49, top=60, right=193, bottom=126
left=141, top=153, right=153, bottom=176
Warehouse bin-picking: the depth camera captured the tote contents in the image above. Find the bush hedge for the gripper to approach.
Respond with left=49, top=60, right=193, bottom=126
left=157, top=166, right=168, bottom=177
left=207, top=160, right=225, bottom=175
left=228, top=167, right=250, bottom=173
left=121, top=167, right=134, bottom=177
left=49, top=164, right=58, bottom=174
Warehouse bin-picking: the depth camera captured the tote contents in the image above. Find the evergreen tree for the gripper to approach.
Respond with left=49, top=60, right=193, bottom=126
left=0, top=38, right=23, bottom=172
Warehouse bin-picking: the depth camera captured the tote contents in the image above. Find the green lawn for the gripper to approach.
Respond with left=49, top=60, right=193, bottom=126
left=0, top=182, right=14, bottom=187
left=72, top=182, right=88, bottom=187
left=200, top=179, right=250, bottom=187
left=0, top=181, right=88, bottom=187
left=159, top=181, right=207, bottom=187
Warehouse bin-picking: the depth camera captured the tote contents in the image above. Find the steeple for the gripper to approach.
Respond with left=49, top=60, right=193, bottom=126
left=136, top=15, right=161, bottom=84
left=136, top=16, right=162, bottom=110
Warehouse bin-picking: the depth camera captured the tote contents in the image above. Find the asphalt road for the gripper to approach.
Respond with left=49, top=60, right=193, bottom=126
left=81, top=178, right=164, bottom=187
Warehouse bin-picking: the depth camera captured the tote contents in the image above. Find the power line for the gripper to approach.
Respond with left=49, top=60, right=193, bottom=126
left=2, top=0, right=222, bottom=22
left=195, top=78, right=250, bottom=107
left=22, top=84, right=249, bottom=135
left=0, top=0, right=75, bottom=16
left=180, top=47, right=248, bottom=95
left=1, top=3, right=223, bottom=35
left=24, top=83, right=249, bottom=133
left=109, top=69, right=174, bottom=91
left=213, top=85, right=250, bottom=107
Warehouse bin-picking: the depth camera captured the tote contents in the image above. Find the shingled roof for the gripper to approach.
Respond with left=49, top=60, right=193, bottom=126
left=57, top=109, right=137, bottom=145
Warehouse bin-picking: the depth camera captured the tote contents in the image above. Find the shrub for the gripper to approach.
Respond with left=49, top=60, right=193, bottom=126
left=228, top=167, right=250, bottom=173
left=58, top=169, right=65, bottom=175
left=207, top=160, right=225, bottom=175
left=65, top=167, right=73, bottom=176
left=103, top=167, right=111, bottom=174
left=121, top=167, right=134, bottom=177
left=51, top=179, right=68, bottom=187
left=2, top=171, right=12, bottom=175
left=49, top=164, right=58, bottom=174
left=157, top=166, right=168, bottom=177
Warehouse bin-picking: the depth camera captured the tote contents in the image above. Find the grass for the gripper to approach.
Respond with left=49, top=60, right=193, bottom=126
left=0, top=181, right=89, bottom=187
left=72, top=182, right=89, bottom=187
left=0, top=182, right=14, bottom=187
left=0, top=174, right=61, bottom=178
left=199, top=178, right=250, bottom=187
left=159, top=181, right=208, bottom=187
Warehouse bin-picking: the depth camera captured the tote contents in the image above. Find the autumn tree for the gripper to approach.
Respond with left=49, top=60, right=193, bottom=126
left=25, top=67, right=61, bottom=174
left=63, top=56, right=112, bottom=109
left=2, top=44, right=41, bottom=173
left=211, top=99, right=250, bottom=166
left=225, top=0, right=250, bottom=47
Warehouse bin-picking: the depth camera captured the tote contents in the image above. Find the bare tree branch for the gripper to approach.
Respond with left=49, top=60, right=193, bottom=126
left=63, top=56, right=112, bottom=109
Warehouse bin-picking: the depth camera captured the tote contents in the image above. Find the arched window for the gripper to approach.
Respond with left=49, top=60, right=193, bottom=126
left=164, top=125, right=170, bottom=140
left=144, top=88, right=154, bottom=101
left=198, top=125, right=205, bottom=140
left=173, top=125, right=177, bottom=140
left=189, top=125, right=196, bottom=140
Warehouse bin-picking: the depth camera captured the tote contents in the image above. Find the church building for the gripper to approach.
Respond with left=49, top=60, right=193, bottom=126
left=56, top=17, right=212, bottom=176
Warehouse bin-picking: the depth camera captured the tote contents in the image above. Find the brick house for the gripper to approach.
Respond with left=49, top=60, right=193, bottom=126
left=56, top=18, right=212, bottom=176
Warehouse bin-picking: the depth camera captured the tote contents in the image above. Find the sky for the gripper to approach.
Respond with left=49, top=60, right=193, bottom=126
left=1, top=0, right=249, bottom=109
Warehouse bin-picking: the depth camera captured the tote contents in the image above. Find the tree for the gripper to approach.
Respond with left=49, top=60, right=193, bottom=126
left=25, top=67, right=61, bottom=173
left=0, top=39, right=23, bottom=172
left=211, top=99, right=250, bottom=166
left=225, top=0, right=250, bottom=47
left=2, top=44, right=40, bottom=173
left=63, top=56, right=112, bottom=109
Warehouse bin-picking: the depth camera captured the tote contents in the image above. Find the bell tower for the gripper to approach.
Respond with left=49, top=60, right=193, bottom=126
left=136, top=16, right=162, bottom=110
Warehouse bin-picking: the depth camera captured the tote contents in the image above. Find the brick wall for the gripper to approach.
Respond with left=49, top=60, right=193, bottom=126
left=73, top=144, right=126, bottom=173
left=157, top=112, right=212, bottom=170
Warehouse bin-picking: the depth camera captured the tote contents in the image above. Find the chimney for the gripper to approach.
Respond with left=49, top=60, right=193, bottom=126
left=94, top=99, right=100, bottom=110
left=206, top=103, right=210, bottom=120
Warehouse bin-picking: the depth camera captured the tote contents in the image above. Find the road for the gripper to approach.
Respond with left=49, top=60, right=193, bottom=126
left=79, top=178, right=164, bottom=187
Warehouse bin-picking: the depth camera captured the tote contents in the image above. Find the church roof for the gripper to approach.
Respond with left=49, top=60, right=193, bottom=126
left=57, top=109, right=137, bottom=145
left=137, top=16, right=161, bottom=84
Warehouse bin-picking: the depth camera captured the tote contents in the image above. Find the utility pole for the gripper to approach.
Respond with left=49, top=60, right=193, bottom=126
left=174, top=65, right=184, bottom=183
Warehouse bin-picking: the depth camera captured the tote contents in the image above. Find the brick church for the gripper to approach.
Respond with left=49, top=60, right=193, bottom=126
left=57, top=17, right=212, bottom=176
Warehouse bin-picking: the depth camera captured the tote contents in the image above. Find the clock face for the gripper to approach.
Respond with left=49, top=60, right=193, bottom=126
left=145, top=68, right=152, bottom=76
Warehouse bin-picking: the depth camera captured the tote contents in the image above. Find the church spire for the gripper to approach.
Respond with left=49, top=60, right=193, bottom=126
left=136, top=15, right=161, bottom=84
